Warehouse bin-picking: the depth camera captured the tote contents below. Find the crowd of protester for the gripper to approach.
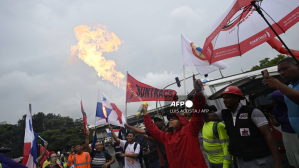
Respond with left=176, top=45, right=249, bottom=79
left=1, top=57, right=299, bottom=168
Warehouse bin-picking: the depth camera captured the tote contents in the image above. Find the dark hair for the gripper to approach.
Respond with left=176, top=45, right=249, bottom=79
left=278, top=57, right=298, bottom=65
left=95, top=141, right=103, bottom=145
left=126, top=132, right=135, bottom=137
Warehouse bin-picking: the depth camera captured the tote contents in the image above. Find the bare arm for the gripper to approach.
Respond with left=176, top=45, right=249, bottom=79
left=265, top=76, right=299, bottom=105
left=107, top=157, right=115, bottom=165
left=121, top=153, right=139, bottom=158
left=109, top=125, right=120, bottom=144
left=110, top=135, right=114, bottom=146
left=85, top=129, right=92, bottom=153
left=125, top=124, right=146, bottom=134
left=259, top=124, right=283, bottom=168
left=139, top=133, right=149, bottom=139
left=36, top=141, right=48, bottom=162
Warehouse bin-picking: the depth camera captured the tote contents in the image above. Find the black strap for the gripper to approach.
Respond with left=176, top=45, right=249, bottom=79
left=124, top=142, right=139, bottom=153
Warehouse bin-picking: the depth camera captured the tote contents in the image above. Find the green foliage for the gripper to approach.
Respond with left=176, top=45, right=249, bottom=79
left=0, top=112, right=93, bottom=158
left=251, top=54, right=287, bottom=71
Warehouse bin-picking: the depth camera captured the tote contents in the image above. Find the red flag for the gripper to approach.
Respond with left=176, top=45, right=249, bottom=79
left=39, top=145, right=50, bottom=166
left=267, top=38, right=299, bottom=59
left=81, top=100, right=87, bottom=134
left=126, top=73, right=176, bottom=103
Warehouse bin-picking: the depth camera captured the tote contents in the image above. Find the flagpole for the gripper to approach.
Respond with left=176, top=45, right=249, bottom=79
left=125, top=71, right=128, bottom=123
left=29, top=104, right=31, bottom=114
left=183, top=66, right=187, bottom=111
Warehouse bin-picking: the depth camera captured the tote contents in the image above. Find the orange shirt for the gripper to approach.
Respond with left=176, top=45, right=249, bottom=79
left=67, top=152, right=91, bottom=168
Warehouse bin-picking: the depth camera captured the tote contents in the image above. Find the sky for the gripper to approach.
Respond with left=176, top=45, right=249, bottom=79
left=1, top=0, right=298, bottom=125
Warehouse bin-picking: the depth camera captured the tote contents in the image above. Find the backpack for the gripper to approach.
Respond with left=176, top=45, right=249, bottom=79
left=212, top=122, right=219, bottom=139
left=124, top=142, right=141, bottom=156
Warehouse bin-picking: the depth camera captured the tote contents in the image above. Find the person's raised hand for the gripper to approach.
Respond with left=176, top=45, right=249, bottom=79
left=71, top=146, right=74, bottom=153
left=108, top=124, right=113, bottom=131
left=124, top=124, right=130, bottom=129
left=263, top=76, right=282, bottom=89
left=86, top=129, right=90, bottom=137
left=44, top=141, right=48, bottom=147
left=193, top=74, right=203, bottom=93
left=142, top=104, right=148, bottom=115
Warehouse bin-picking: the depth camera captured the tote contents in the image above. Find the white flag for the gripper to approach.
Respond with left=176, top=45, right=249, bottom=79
left=181, top=35, right=229, bottom=75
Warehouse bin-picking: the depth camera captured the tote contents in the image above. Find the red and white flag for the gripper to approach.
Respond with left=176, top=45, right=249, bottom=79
left=96, top=90, right=126, bottom=127
left=22, top=107, right=37, bottom=168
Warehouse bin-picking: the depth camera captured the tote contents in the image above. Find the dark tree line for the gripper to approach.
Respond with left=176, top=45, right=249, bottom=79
left=251, top=54, right=287, bottom=70
left=0, top=112, right=93, bottom=158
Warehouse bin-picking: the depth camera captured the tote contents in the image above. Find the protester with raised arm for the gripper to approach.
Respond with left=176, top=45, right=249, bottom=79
left=264, top=57, right=299, bottom=135
left=143, top=74, right=207, bottom=168
left=109, top=125, right=141, bottom=168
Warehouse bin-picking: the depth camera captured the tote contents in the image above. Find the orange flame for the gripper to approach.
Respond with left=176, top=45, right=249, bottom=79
left=70, top=24, right=125, bottom=88
left=102, top=104, right=108, bottom=118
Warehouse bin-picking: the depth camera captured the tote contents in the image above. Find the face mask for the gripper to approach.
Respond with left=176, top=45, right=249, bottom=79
left=51, top=157, right=56, bottom=162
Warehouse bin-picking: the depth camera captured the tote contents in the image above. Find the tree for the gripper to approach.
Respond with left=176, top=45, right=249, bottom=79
left=251, top=54, right=287, bottom=71
left=0, top=112, right=93, bottom=158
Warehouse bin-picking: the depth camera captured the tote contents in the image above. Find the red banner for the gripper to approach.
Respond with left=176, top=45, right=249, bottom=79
left=126, top=73, right=176, bottom=103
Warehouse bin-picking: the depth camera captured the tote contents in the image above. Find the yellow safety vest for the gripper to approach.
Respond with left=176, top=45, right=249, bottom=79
left=0, top=163, right=2, bottom=168
left=202, top=121, right=232, bottom=168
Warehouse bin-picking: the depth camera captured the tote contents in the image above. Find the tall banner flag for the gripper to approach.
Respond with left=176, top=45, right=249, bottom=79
left=181, top=35, right=229, bottom=75
left=80, top=100, right=87, bottom=133
left=96, top=90, right=126, bottom=127
left=126, top=73, right=177, bottom=103
left=267, top=38, right=299, bottom=59
left=22, top=105, right=38, bottom=168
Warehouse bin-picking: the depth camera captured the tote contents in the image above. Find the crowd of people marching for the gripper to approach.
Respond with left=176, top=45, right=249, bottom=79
left=1, top=57, right=299, bottom=168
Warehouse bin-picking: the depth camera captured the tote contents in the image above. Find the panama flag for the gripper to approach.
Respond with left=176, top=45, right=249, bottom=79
left=22, top=107, right=38, bottom=168
left=181, top=35, right=229, bottom=75
left=96, top=90, right=126, bottom=127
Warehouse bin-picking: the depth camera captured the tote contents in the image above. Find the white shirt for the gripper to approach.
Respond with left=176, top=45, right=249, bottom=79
left=120, top=140, right=141, bottom=168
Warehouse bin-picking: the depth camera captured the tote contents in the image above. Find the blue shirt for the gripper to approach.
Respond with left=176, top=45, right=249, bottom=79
left=284, top=80, right=299, bottom=135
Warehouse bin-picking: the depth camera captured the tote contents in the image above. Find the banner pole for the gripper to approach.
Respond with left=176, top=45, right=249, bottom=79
left=183, top=66, right=187, bottom=111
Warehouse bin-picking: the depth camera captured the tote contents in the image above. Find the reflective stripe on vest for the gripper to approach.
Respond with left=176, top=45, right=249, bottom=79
left=74, top=152, right=90, bottom=167
left=203, top=137, right=230, bottom=143
left=224, top=155, right=232, bottom=160
left=205, top=148, right=223, bottom=154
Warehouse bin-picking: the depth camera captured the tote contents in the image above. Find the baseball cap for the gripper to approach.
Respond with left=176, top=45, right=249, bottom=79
left=154, top=114, right=164, bottom=121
